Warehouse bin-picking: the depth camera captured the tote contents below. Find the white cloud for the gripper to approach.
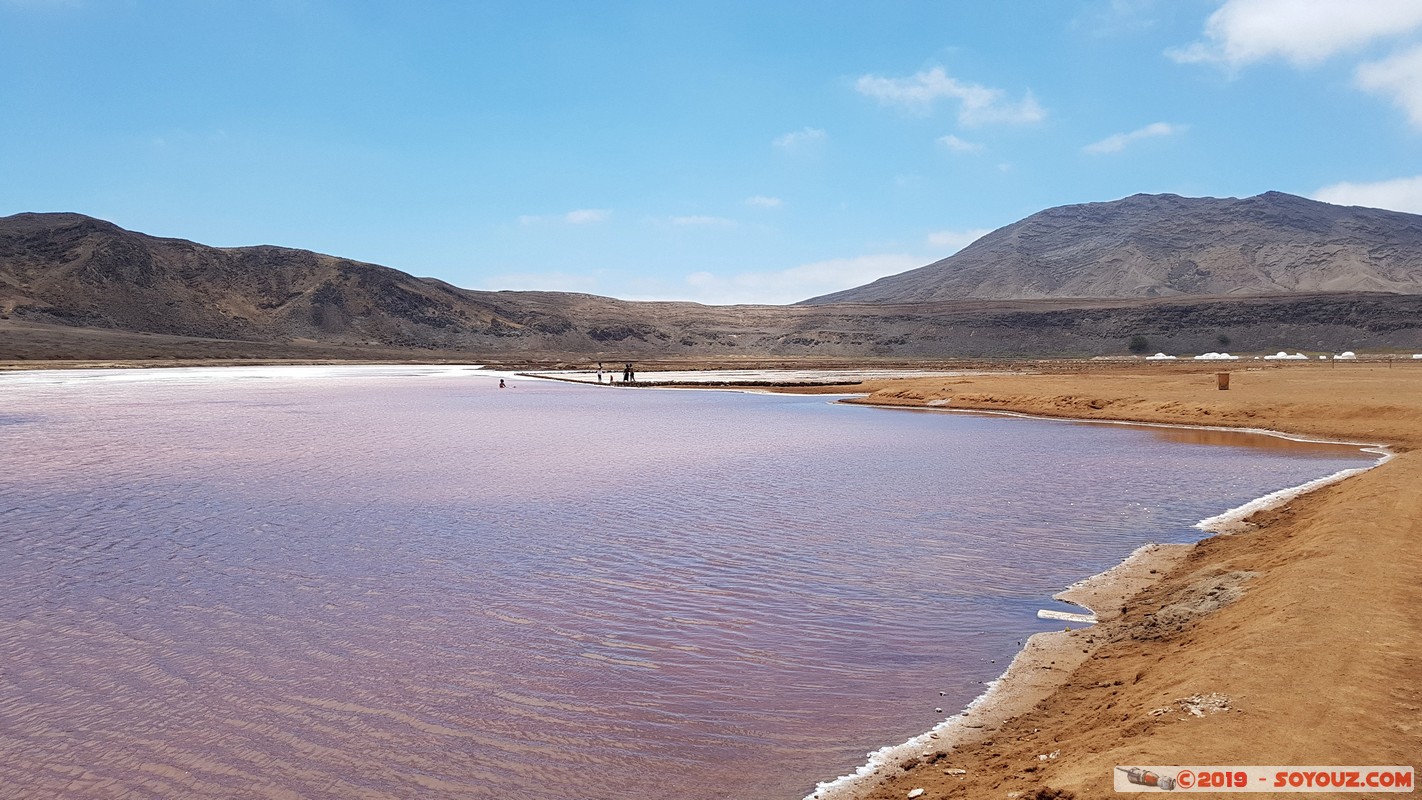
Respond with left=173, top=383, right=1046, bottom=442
left=669, top=215, right=735, bottom=227
left=1313, top=174, right=1422, bottom=213
left=1357, top=44, right=1422, bottom=127
left=1168, top=0, right=1422, bottom=66
left=854, top=67, right=1045, bottom=126
left=926, top=228, right=993, bottom=252
left=937, top=134, right=984, bottom=153
left=745, top=195, right=782, bottom=208
left=564, top=208, right=610, bottom=224
left=1083, top=121, right=1186, bottom=154
left=773, top=127, right=828, bottom=152
left=679, top=253, right=924, bottom=305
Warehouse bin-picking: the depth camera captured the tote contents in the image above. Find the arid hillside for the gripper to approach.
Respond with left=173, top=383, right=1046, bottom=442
left=802, top=192, right=1422, bottom=304
left=3, top=211, right=1421, bottom=362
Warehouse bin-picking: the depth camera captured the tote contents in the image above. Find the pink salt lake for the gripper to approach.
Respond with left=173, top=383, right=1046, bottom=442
left=0, top=366, right=1375, bottom=799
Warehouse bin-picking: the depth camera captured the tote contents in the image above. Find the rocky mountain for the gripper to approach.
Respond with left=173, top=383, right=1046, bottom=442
left=801, top=192, right=1422, bottom=304
left=3, top=209, right=1421, bottom=362
left=0, top=212, right=553, bottom=345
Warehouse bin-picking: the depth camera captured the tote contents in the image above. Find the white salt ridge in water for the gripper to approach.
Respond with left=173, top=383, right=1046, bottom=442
left=0, top=367, right=1378, bottom=799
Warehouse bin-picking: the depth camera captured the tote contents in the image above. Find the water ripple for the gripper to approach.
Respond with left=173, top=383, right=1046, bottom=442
left=0, top=368, right=1374, bottom=799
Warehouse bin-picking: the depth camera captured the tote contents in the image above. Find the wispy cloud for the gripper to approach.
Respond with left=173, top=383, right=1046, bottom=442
left=926, top=228, right=993, bottom=252
left=854, top=67, right=1045, bottom=125
left=517, top=209, right=612, bottom=225
left=669, top=215, right=735, bottom=227
left=1071, top=0, right=1163, bottom=38
left=1083, top=121, right=1185, bottom=154
left=1357, top=44, right=1422, bottom=128
left=1313, top=174, right=1422, bottom=214
left=773, top=127, right=828, bottom=153
left=1168, top=0, right=1422, bottom=66
left=937, top=134, right=984, bottom=153
left=745, top=195, right=782, bottom=209
left=564, top=208, right=610, bottom=224
left=680, top=253, right=923, bottom=305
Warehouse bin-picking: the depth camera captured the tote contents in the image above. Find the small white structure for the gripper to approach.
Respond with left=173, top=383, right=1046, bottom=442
left=1193, top=352, right=1240, bottom=361
left=1264, top=351, right=1309, bottom=360
left=1146, top=352, right=1178, bottom=360
left=1413, top=354, right=1422, bottom=359
left=1335, top=351, right=1357, bottom=360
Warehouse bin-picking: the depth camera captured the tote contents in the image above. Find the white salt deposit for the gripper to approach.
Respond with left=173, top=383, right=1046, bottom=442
left=1196, top=441, right=1390, bottom=532
left=803, top=671, right=1016, bottom=800
left=1036, top=609, right=1097, bottom=624
left=0, top=364, right=492, bottom=388
left=1146, top=353, right=1177, bottom=360
left=1264, top=351, right=1308, bottom=360
left=1192, top=352, right=1239, bottom=361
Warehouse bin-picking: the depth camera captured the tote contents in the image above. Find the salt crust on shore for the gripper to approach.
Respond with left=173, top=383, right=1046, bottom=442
left=0, top=364, right=494, bottom=387
left=803, top=406, right=1387, bottom=800
left=927, top=407, right=1391, bottom=532
left=804, top=541, right=1190, bottom=800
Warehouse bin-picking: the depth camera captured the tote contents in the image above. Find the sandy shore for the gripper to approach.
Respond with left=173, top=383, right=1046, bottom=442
left=812, top=363, right=1421, bottom=799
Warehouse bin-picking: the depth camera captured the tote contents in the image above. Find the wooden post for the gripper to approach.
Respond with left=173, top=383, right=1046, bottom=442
left=1217, top=372, right=1230, bottom=390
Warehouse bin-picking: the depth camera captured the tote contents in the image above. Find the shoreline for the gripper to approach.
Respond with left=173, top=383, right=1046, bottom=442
left=809, top=365, right=1421, bottom=799
left=867, top=402, right=1394, bottom=535
left=806, top=540, right=1192, bottom=800
left=806, top=403, right=1386, bottom=800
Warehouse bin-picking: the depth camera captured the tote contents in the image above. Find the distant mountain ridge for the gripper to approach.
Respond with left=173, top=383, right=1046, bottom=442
left=0, top=211, right=590, bottom=347
left=3, top=207, right=1421, bottom=362
left=801, top=192, right=1422, bottom=304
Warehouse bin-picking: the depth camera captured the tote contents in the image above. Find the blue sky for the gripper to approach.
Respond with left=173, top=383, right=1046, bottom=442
left=4, top=0, right=1422, bottom=304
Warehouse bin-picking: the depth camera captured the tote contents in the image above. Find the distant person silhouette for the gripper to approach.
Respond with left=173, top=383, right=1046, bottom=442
left=499, top=379, right=506, bottom=389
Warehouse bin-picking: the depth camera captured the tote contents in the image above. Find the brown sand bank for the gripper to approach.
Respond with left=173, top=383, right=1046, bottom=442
left=825, top=363, right=1422, bottom=799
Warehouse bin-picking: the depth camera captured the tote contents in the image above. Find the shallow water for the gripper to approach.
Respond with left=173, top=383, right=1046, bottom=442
left=0, top=367, right=1376, bottom=799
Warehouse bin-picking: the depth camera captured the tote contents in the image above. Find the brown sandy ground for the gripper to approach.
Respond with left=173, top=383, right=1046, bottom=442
left=834, top=363, right=1422, bottom=800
